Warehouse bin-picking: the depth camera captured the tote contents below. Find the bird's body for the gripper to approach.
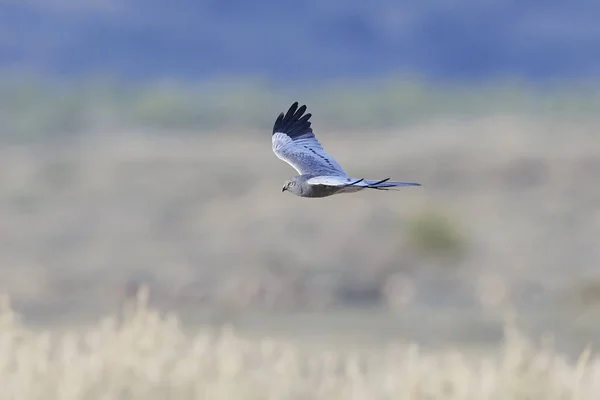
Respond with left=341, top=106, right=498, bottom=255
left=280, top=175, right=352, bottom=198
left=272, top=102, right=421, bottom=198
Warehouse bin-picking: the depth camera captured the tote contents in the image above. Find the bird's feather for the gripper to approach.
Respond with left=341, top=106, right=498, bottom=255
left=305, top=176, right=357, bottom=186
left=307, top=175, right=421, bottom=189
left=272, top=102, right=346, bottom=176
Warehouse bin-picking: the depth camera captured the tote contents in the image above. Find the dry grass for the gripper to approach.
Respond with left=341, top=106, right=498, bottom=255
left=0, top=289, right=598, bottom=400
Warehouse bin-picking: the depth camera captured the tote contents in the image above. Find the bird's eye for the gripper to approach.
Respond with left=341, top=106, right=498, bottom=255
left=289, top=182, right=295, bottom=186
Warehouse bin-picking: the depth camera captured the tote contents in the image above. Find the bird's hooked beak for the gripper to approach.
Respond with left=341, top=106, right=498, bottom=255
left=282, top=186, right=287, bottom=192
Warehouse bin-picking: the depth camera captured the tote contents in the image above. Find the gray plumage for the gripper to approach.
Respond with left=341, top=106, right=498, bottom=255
left=272, top=102, right=421, bottom=198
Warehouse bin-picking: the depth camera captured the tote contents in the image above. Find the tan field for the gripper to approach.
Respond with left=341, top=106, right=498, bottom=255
left=1, top=112, right=599, bottom=398
left=1, top=289, right=599, bottom=399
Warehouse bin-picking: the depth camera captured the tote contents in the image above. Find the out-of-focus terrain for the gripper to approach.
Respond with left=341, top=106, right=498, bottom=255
left=5, top=1, right=600, bottom=81
left=1, top=76, right=600, bottom=397
left=1, top=98, right=599, bottom=355
left=3, top=0, right=600, bottom=395
left=1, top=292, right=599, bottom=399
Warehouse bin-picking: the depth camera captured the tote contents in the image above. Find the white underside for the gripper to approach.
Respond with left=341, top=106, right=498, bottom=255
left=306, top=175, right=421, bottom=192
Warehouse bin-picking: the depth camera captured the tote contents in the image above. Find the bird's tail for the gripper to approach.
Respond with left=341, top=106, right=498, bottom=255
left=362, top=178, right=421, bottom=190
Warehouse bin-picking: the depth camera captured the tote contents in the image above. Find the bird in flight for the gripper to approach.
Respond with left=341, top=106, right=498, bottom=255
left=272, top=102, right=421, bottom=198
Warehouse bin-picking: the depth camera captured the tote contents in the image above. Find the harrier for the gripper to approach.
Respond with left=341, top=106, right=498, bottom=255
left=272, top=102, right=421, bottom=198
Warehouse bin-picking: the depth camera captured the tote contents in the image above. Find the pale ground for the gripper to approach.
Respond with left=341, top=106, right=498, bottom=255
left=0, top=114, right=599, bottom=397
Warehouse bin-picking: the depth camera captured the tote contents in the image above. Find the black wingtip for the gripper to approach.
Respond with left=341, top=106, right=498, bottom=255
left=272, top=102, right=313, bottom=138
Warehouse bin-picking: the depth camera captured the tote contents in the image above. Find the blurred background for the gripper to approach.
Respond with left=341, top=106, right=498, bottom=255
left=1, top=0, right=600, bottom=357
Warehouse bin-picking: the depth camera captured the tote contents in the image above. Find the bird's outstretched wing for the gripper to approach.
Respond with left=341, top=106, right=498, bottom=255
left=272, top=102, right=347, bottom=176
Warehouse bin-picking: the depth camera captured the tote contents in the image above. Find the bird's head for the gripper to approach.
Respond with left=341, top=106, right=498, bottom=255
left=282, top=178, right=299, bottom=194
